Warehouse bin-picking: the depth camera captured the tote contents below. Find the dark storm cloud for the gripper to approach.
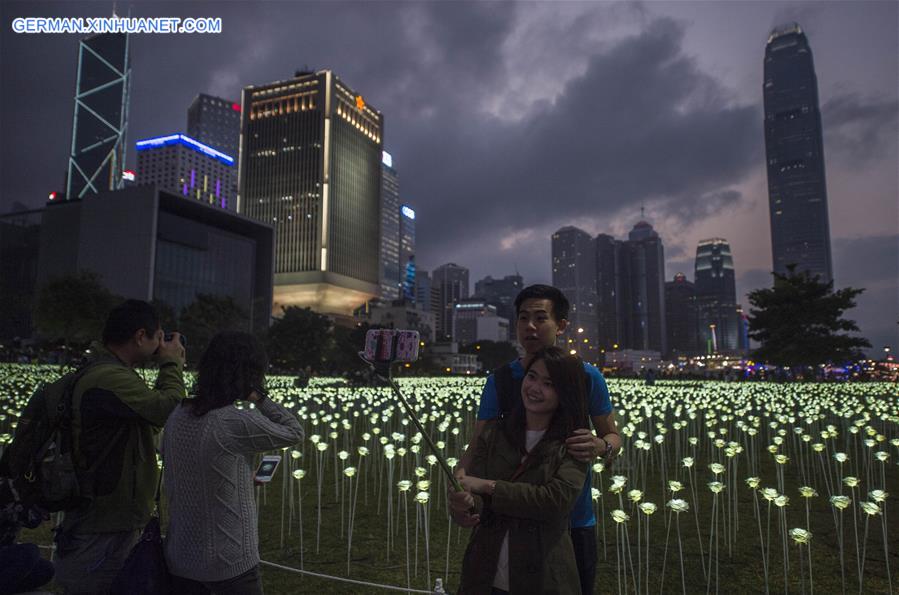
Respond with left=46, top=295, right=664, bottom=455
left=822, top=92, right=899, bottom=168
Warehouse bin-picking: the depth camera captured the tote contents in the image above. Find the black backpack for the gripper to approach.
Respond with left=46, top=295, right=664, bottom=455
left=0, top=362, right=117, bottom=513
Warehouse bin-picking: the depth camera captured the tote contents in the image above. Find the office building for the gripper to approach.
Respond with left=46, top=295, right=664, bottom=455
left=239, top=70, right=382, bottom=316
left=379, top=151, right=401, bottom=301
left=433, top=263, right=469, bottom=340
left=187, top=94, right=241, bottom=211
left=136, top=134, right=236, bottom=210
left=764, top=23, right=833, bottom=284
left=187, top=93, right=241, bottom=158
left=399, top=204, right=416, bottom=301
left=37, top=186, right=273, bottom=332
left=595, top=234, right=622, bottom=351
left=0, top=206, right=42, bottom=340
left=695, top=238, right=741, bottom=354
left=453, top=299, right=511, bottom=346
left=474, top=274, right=522, bottom=340
left=665, top=273, right=699, bottom=358
left=66, top=32, right=131, bottom=200
left=592, top=220, right=667, bottom=355
left=552, top=226, right=599, bottom=360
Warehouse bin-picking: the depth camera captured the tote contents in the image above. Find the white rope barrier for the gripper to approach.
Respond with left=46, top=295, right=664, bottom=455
left=34, top=544, right=446, bottom=594
left=259, top=559, right=443, bottom=593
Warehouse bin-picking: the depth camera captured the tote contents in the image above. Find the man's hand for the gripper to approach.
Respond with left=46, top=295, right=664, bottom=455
left=157, top=331, right=185, bottom=366
left=459, top=474, right=495, bottom=495
left=565, top=428, right=603, bottom=462
left=448, top=489, right=479, bottom=527
left=454, top=466, right=467, bottom=483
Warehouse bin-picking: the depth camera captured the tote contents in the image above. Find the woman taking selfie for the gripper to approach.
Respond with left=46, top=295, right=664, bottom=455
left=450, top=346, right=589, bottom=594
left=162, top=331, right=303, bottom=594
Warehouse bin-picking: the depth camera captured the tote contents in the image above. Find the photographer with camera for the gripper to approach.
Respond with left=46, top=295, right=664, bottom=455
left=54, top=299, right=186, bottom=594
left=162, top=331, right=303, bottom=594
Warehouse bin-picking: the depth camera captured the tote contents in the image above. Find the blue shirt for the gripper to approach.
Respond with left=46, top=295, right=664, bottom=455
left=477, top=359, right=613, bottom=528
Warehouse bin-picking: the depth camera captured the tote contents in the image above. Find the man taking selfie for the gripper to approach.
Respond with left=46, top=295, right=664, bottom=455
left=456, top=284, right=621, bottom=595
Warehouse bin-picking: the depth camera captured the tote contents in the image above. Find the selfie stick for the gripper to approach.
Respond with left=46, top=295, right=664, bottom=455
left=359, top=354, right=464, bottom=493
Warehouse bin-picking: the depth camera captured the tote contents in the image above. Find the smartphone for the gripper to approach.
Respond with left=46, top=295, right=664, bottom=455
left=164, top=332, right=187, bottom=347
left=362, top=329, right=420, bottom=363
left=254, top=455, right=281, bottom=483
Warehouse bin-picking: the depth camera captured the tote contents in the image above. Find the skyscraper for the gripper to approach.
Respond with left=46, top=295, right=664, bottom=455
left=136, top=133, right=235, bottom=210
left=187, top=94, right=241, bottom=158
left=66, top=32, right=131, bottom=200
left=433, top=263, right=469, bottom=341
left=621, top=221, right=666, bottom=354
left=379, top=151, right=401, bottom=302
left=399, top=204, right=416, bottom=301
left=665, top=273, right=698, bottom=358
left=552, top=226, right=598, bottom=360
left=595, top=234, right=623, bottom=351
left=695, top=238, right=741, bottom=353
left=187, top=94, right=240, bottom=209
left=474, top=273, right=523, bottom=339
left=239, top=70, right=383, bottom=316
left=764, top=23, right=833, bottom=284
left=592, top=221, right=667, bottom=355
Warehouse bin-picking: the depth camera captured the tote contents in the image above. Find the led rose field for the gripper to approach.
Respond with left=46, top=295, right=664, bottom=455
left=1, top=363, right=896, bottom=594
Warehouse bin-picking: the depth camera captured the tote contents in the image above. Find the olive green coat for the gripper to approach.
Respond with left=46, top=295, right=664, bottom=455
left=63, top=342, right=185, bottom=533
left=458, top=421, right=588, bottom=595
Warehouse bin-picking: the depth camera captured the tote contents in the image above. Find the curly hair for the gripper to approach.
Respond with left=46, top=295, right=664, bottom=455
left=501, top=345, right=588, bottom=453
left=189, top=331, right=268, bottom=417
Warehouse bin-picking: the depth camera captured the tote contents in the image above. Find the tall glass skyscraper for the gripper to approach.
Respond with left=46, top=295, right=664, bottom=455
left=399, top=204, right=416, bottom=301
left=552, top=226, right=599, bottom=360
left=239, top=70, right=383, bottom=315
left=764, top=23, right=833, bottom=284
left=694, top=238, right=741, bottom=354
left=66, top=32, right=131, bottom=200
left=433, top=263, right=469, bottom=341
left=379, top=151, right=401, bottom=302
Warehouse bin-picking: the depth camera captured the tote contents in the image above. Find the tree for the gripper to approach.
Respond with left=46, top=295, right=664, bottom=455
left=460, top=340, right=520, bottom=372
left=328, top=322, right=375, bottom=374
left=266, top=306, right=333, bottom=374
left=179, top=293, right=250, bottom=363
left=748, top=266, right=871, bottom=368
left=33, top=271, right=120, bottom=348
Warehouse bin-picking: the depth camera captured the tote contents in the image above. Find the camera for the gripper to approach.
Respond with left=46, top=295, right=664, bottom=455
left=164, top=332, right=187, bottom=347
left=362, top=329, right=420, bottom=363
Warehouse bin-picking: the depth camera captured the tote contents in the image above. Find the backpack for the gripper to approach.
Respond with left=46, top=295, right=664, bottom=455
left=0, top=362, right=117, bottom=513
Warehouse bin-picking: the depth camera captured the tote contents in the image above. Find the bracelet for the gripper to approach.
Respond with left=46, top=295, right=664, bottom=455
left=601, top=438, right=614, bottom=458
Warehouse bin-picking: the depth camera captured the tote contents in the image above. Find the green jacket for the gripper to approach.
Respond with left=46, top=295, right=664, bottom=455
left=63, top=342, right=185, bottom=533
left=458, top=421, right=588, bottom=595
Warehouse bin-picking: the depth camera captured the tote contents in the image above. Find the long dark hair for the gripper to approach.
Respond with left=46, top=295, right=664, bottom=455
left=501, top=346, right=588, bottom=454
left=189, top=331, right=268, bottom=416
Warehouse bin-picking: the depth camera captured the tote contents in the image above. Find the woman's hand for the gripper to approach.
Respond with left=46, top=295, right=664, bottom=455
left=459, top=475, right=496, bottom=495
left=448, top=489, right=479, bottom=527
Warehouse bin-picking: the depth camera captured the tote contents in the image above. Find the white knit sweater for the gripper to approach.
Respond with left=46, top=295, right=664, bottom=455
left=162, top=398, right=303, bottom=582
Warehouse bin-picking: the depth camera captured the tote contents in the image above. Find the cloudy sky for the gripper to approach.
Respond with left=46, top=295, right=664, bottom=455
left=2, top=1, right=896, bottom=354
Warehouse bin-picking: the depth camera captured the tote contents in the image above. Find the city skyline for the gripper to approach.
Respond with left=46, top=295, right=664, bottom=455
left=1, top=1, right=895, bottom=352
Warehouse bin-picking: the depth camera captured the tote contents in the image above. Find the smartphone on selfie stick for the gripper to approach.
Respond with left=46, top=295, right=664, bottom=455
left=359, top=329, right=464, bottom=493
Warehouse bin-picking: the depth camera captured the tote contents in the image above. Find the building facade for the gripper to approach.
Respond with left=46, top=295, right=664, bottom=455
left=239, top=70, right=383, bottom=316
left=621, top=221, right=667, bottom=355
left=694, top=238, right=741, bottom=354
left=66, top=32, right=131, bottom=200
left=0, top=207, right=42, bottom=341
left=379, top=151, right=401, bottom=301
left=764, top=23, right=833, bottom=284
left=453, top=299, right=511, bottom=346
left=187, top=93, right=241, bottom=158
left=432, top=263, right=469, bottom=341
left=136, top=134, right=236, bottom=210
left=473, top=273, right=522, bottom=340
left=552, top=226, right=599, bottom=360
left=665, top=272, right=699, bottom=358
left=36, top=186, right=273, bottom=332
left=399, top=204, right=416, bottom=301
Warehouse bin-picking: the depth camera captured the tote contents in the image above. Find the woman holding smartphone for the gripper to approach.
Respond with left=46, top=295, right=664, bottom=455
left=162, top=331, right=303, bottom=594
left=450, top=346, right=589, bottom=595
